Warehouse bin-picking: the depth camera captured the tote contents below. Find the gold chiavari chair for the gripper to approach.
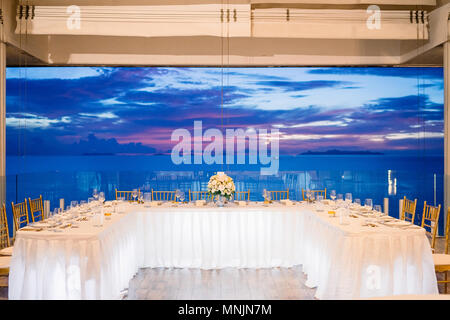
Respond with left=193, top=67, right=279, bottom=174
left=301, top=188, right=327, bottom=201
left=0, top=204, right=10, bottom=285
left=401, top=196, right=417, bottom=224
left=0, top=203, right=12, bottom=257
left=421, top=201, right=441, bottom=250
left=115, top=189, right=141, bottom=202
left=267, top=189, right=289, bottom=201
left=235, top=190, right=250, bottom=201
left=28, top=195, right=44, bottom=222
left=11, top=199, right=29, bottom=233
left=152, top=189, right=176, bottom=202
left=189, top=190, right=211, bottom=202
left=433, top=208, right=450, bottom=293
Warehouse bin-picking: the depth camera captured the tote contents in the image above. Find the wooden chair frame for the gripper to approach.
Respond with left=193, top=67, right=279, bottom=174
left=189, top=190, right=212, bottom=202
left=267, top=189, right=289, bottom=201
left=401, top=196, right=417, bottom=224
left=302, top=188, right=327, bottom=201
left=152, top=189, right=177, bottom=202
left=11, top=199, right=29, bottom=233
left=0, top=204, right=10, bottom=250
left=434, top=209, right=450, bottom=293
left=28, top=195, right=44, bottom=222
left=421, top=201, right=441, bottom=250
left=235, top=190, right=250, bottom=201
left=115, top=189, right=141, bottom=202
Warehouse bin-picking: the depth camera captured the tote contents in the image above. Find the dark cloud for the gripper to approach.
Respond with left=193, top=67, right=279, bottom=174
left=308, top=67, right=443, bottom=80
left=5, top=67, right=444, bottom=156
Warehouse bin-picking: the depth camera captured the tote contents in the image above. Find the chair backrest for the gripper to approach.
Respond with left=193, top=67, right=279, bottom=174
left=401, top=196, right=417, bottom=224
left=11, top=199, right=29, bottom=231
left=421, top=201, right=441, bottom=249
left=189, top=190, right=211, bottom=202
left=152, top=189, right=176, bottom=202
left=302, top=188, right=327, bottom=200
left=267, top=189, right=289, bottom=201
left=235, top=190, right=250, bottom=201
left=444, top=208, right=450, bottom=255
left=115, top=189, right=141, bottom=202
left=28, top=195, right=44, bottom=222
left=0, top=204, right=10, bottom=249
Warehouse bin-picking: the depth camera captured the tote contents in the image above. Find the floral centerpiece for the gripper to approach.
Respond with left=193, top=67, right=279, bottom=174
left=207, top=172, right=235, bottom=202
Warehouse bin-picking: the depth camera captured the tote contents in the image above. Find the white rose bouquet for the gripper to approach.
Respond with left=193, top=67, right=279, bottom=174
left=207, top=172, right=236, bottom=200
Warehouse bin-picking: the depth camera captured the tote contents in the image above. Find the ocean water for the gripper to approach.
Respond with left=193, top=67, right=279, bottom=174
left=5, top=154, right=445, bottom=234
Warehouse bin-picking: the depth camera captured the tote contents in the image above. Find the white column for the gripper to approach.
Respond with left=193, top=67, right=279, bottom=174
left=0, top=41, right=5, bottom=206
left=444, top=40, right=450, bottom=234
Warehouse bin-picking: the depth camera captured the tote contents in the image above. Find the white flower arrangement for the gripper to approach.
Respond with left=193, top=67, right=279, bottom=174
left=207, top=172, right=236, bottom=200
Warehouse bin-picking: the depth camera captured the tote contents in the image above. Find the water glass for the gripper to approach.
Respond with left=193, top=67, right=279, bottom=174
left=99, top=192, right=105, bottom=203
left=88, top=197, right=94, bottom=203
left=354, top=198, right=361, bottom=206
left=70, top=201, right=78, bottom=209
left=143, top=192, right=152, bottom=203
left=364, top=199, right=373, bottom=209
left=93, top=189, right=99, bottom=201
left=374, top=205, right=383, bottom=213
left=316, top=195, right=324, bottom=202
left=345, top=193, right=352, bottom=203
left=337, top=194, right=343, bottom=201
left=330, top=190, right=336, bottom=201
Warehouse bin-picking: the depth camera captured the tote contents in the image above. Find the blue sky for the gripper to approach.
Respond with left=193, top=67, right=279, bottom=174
left=5, top=67, right=444, bottom=156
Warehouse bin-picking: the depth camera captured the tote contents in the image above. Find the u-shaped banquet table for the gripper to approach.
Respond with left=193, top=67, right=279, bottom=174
left=8, top=201, right=438, bottom=300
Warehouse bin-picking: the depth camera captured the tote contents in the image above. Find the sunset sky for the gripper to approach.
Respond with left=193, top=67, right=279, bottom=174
left=5, top=67, right=444, bottom=156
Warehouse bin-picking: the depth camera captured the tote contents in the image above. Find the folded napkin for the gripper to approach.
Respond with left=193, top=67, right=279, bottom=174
left=195, top=200, right=206, bottom=207
left=280, top=199, right=294, bottom=206
left=150, top=201, right=161, bottom=207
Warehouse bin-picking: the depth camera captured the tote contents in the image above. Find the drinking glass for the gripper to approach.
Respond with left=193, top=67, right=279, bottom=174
left=93, top=189, right=99, bottom=201
left=143, top=192, right=151, bottom=203
left=337, top=194, right=343, bottom=201
left=179, top=192, right=185, bottom=203
left=132, top=189, right=138, bottom=202
left=262, top=189, right=267, bottom=202
left=374, top=205, right=382, bottom=213
left=330, top=190, right=336, bottom=201
left=138, top=192, right=144, bottom=204
left=354, top=198, right=361, bottom=205
left=317, top=195, right=324, bottom=202
left=70, top=201, right=78, bottom=209
left=364, top=199, right=373, bottom=209
left=306, top=189, right=311, bottom=201
left=99, top=192, right=105, bottom=203
left=345, top=193, right=352, bottom=203
left=88, top=197, right=94, bottom=203
left=80, top=200, right=87, bottom=206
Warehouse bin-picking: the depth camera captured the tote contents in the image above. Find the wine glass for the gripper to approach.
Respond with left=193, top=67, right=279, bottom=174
left=306, top=189, right=311, bottom=202
left=70, top=201, right=78, bottom=209
left=262, top=189, right=267, bottom=202
left=138, top=192, right=144, bottom=204
left=330, top=190, right=336, bottom=201
left=132, top=189, right=138, bottom=202
left=92, top=189, right=99, bottom=201
left=99, top=192, right=105, bottom=204
left=179, top=191, right=185, bottom=203
left=364, top=199, right=373, bottom=210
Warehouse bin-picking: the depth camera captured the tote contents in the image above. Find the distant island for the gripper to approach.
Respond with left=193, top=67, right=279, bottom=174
left=300, top=149, right=384, bottom=155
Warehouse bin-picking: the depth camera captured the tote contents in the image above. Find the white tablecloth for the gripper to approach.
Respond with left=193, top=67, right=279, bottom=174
left=8, top=202, right=438, bottom=300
